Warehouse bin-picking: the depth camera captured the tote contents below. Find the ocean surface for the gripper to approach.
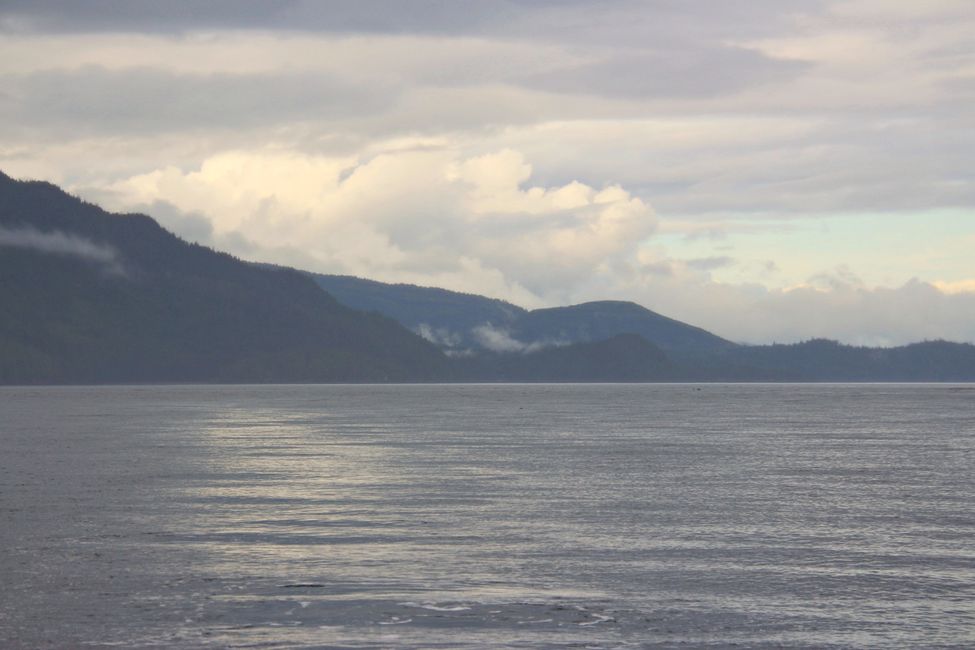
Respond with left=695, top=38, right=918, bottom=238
left=1, top=384, right=973, bottom=649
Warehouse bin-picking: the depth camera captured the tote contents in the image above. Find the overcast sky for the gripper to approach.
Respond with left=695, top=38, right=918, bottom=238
left=2, top=0, right=974, bottom=344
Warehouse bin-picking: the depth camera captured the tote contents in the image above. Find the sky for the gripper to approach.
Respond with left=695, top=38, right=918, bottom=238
left=2, top=0, right=974, bottom=345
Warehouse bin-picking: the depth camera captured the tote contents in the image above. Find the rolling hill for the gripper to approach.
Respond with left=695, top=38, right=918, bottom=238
left=311, top=274, right=733, bottom=357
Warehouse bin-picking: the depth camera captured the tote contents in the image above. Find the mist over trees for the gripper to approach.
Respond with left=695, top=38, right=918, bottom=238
left=3, top=170, right=975, bottom=385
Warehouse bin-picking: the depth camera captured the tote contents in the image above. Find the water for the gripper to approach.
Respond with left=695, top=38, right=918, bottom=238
left=1, top=384, right=973, bottom=648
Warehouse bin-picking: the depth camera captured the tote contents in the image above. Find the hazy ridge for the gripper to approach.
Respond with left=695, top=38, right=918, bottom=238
left=2, top=170, right=974, bottom=384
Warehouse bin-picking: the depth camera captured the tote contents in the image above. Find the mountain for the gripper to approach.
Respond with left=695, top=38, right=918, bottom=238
left=459, top=333, right=676, bottom=382
left=311, top=274, right=733, bottom=356
left=311, top=274, right=975, bottom=381
left=0, top=171, right=450, bottom=384
left=310, top=274, right=524, bottom=350
left=3, top=170, right=973, bottom=384
left=719, top=338, right=975, bottom=382
left=510, top=300, right=733, bottom=357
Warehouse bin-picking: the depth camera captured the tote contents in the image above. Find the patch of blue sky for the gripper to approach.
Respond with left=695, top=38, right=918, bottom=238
left=656, top=209, right=975, bottom=289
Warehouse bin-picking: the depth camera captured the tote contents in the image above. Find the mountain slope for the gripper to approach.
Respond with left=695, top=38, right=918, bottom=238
left=511, top=300, right=733, bottom=356
left=719, top=338, right=975, bottom=381
left=4, top=171, right=973, bottom=384
left=311, top=273, right=733, bottom=355
left=462, top=333, right=677, bottom=381
left=0, top=171, right=450, bottom=384
left=311, top=274, right=525, bottom=349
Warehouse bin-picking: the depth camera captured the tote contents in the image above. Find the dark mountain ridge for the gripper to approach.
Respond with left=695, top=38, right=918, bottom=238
left=3, top=170, right=974, bottom=383
left=311, top=273, right=525, bottom=349
left=713, top=338, right=975, bottom=382
left=0, top=171, right=450, bottom=383
left=456, top=333, right=676, bottom=382
left=511, top=300, right=733, bottom=356
left=310, top=267, right=975, bottom=382
left=311, top=274, right=733, bottom=356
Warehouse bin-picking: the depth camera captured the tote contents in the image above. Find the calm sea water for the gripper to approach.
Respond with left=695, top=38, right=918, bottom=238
left=1, top=384, right=973, bottom=649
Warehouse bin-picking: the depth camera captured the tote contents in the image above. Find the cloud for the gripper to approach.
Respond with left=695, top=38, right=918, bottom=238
left=685, top=256, right=735, bottom=271
left=99, top=147, right=656, bottom=305
left=0, top=1, right=819, bottom=39
left=415, top=323, right=463, bottom=349
left=2, top=4, right=972, bottom=221
left=0, top=0, right=519, bottom=36
left=128, top=200, right=214, bottom=244
left=471, top=323, right=563, bottom=354
left=486, top=116, right=975, bottom=218
left=591, top=266, right=975, bottom=346
left=0, top=66, right=393, bottom=136
left=744, top=280, right=975, bottom=346
left=933, top=279, right=975, bottom=294
left=525, top=46, right=808, bottom=99
left=0, top=225, right=123, bottom=273
left=68, top=144, right=975, bottom=346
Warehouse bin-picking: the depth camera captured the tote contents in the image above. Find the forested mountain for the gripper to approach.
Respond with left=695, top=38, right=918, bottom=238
left=311, top=274, right=732, bottom=356
left=459, top=334, right=676, bottom=382
left=3, top=170, right=974, bottom=384
left=0, top=171, right=450, bottom=383
left=314, top=272, right=975, bottom=381
left=311, top=274, right=524, bottom=350
left=510, top=301, right=733, bottom=357
left=718, top=338, right=975, bottom=382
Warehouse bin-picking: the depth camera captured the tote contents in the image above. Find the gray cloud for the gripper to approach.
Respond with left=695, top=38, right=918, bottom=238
left=498, top=110, right=975, bottom=217
left=0, top=225, right=123, bottom=273
left=525, top=47, right=808, bottom=99
left=75, top=188, right=218, bottom=245
left=415, top=323, right=463, bottom=349
left=641, top=261, right=675, bottom=277
left=0, top=0, right=524, bottom=35
left=472, top=324, right=564, bottom=354
left=743, top=280, right=975, bottom=346
left=0, top=0, right=826, bottom=48
left=132, top=200, right=214, bottom=244
left=511, top=1, right=826, bottom=47
left=592, top=273, right=975, bottom=347
left=685, top=256, right=735, bottom=271
left=0, top=66, right=393, bottom=136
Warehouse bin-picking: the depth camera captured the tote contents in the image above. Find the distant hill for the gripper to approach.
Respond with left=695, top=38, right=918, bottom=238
left=311, top=274, right=524, bottom=350
left=460, top=333, right=677, bottom=382
left=310, top=274, right=975, bottom=381
left=719, top=338, right=975, bottom=382
left=511, top=300, right=733, bottom=356
left=0, top=171, right=450, bottom=383
left=311, top=274, right=733, bottom=356
left=3, top=170, right=974, bottom=384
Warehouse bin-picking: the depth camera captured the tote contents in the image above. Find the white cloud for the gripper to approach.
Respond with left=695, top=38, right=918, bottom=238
left=58, top=140, right=973, bottom=346
left=471, top=324, right=563, bottom=354
left=415, top=323, right=463, bottom=349
left=85, top=144, right=975, bottom=346
left=0, top=225, right=123, bottom=274
left=99, top=147, right=655, bottom=306
left=589, top=266, right=975, bottom=346
left=932, top=279, right=975, bottom=295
